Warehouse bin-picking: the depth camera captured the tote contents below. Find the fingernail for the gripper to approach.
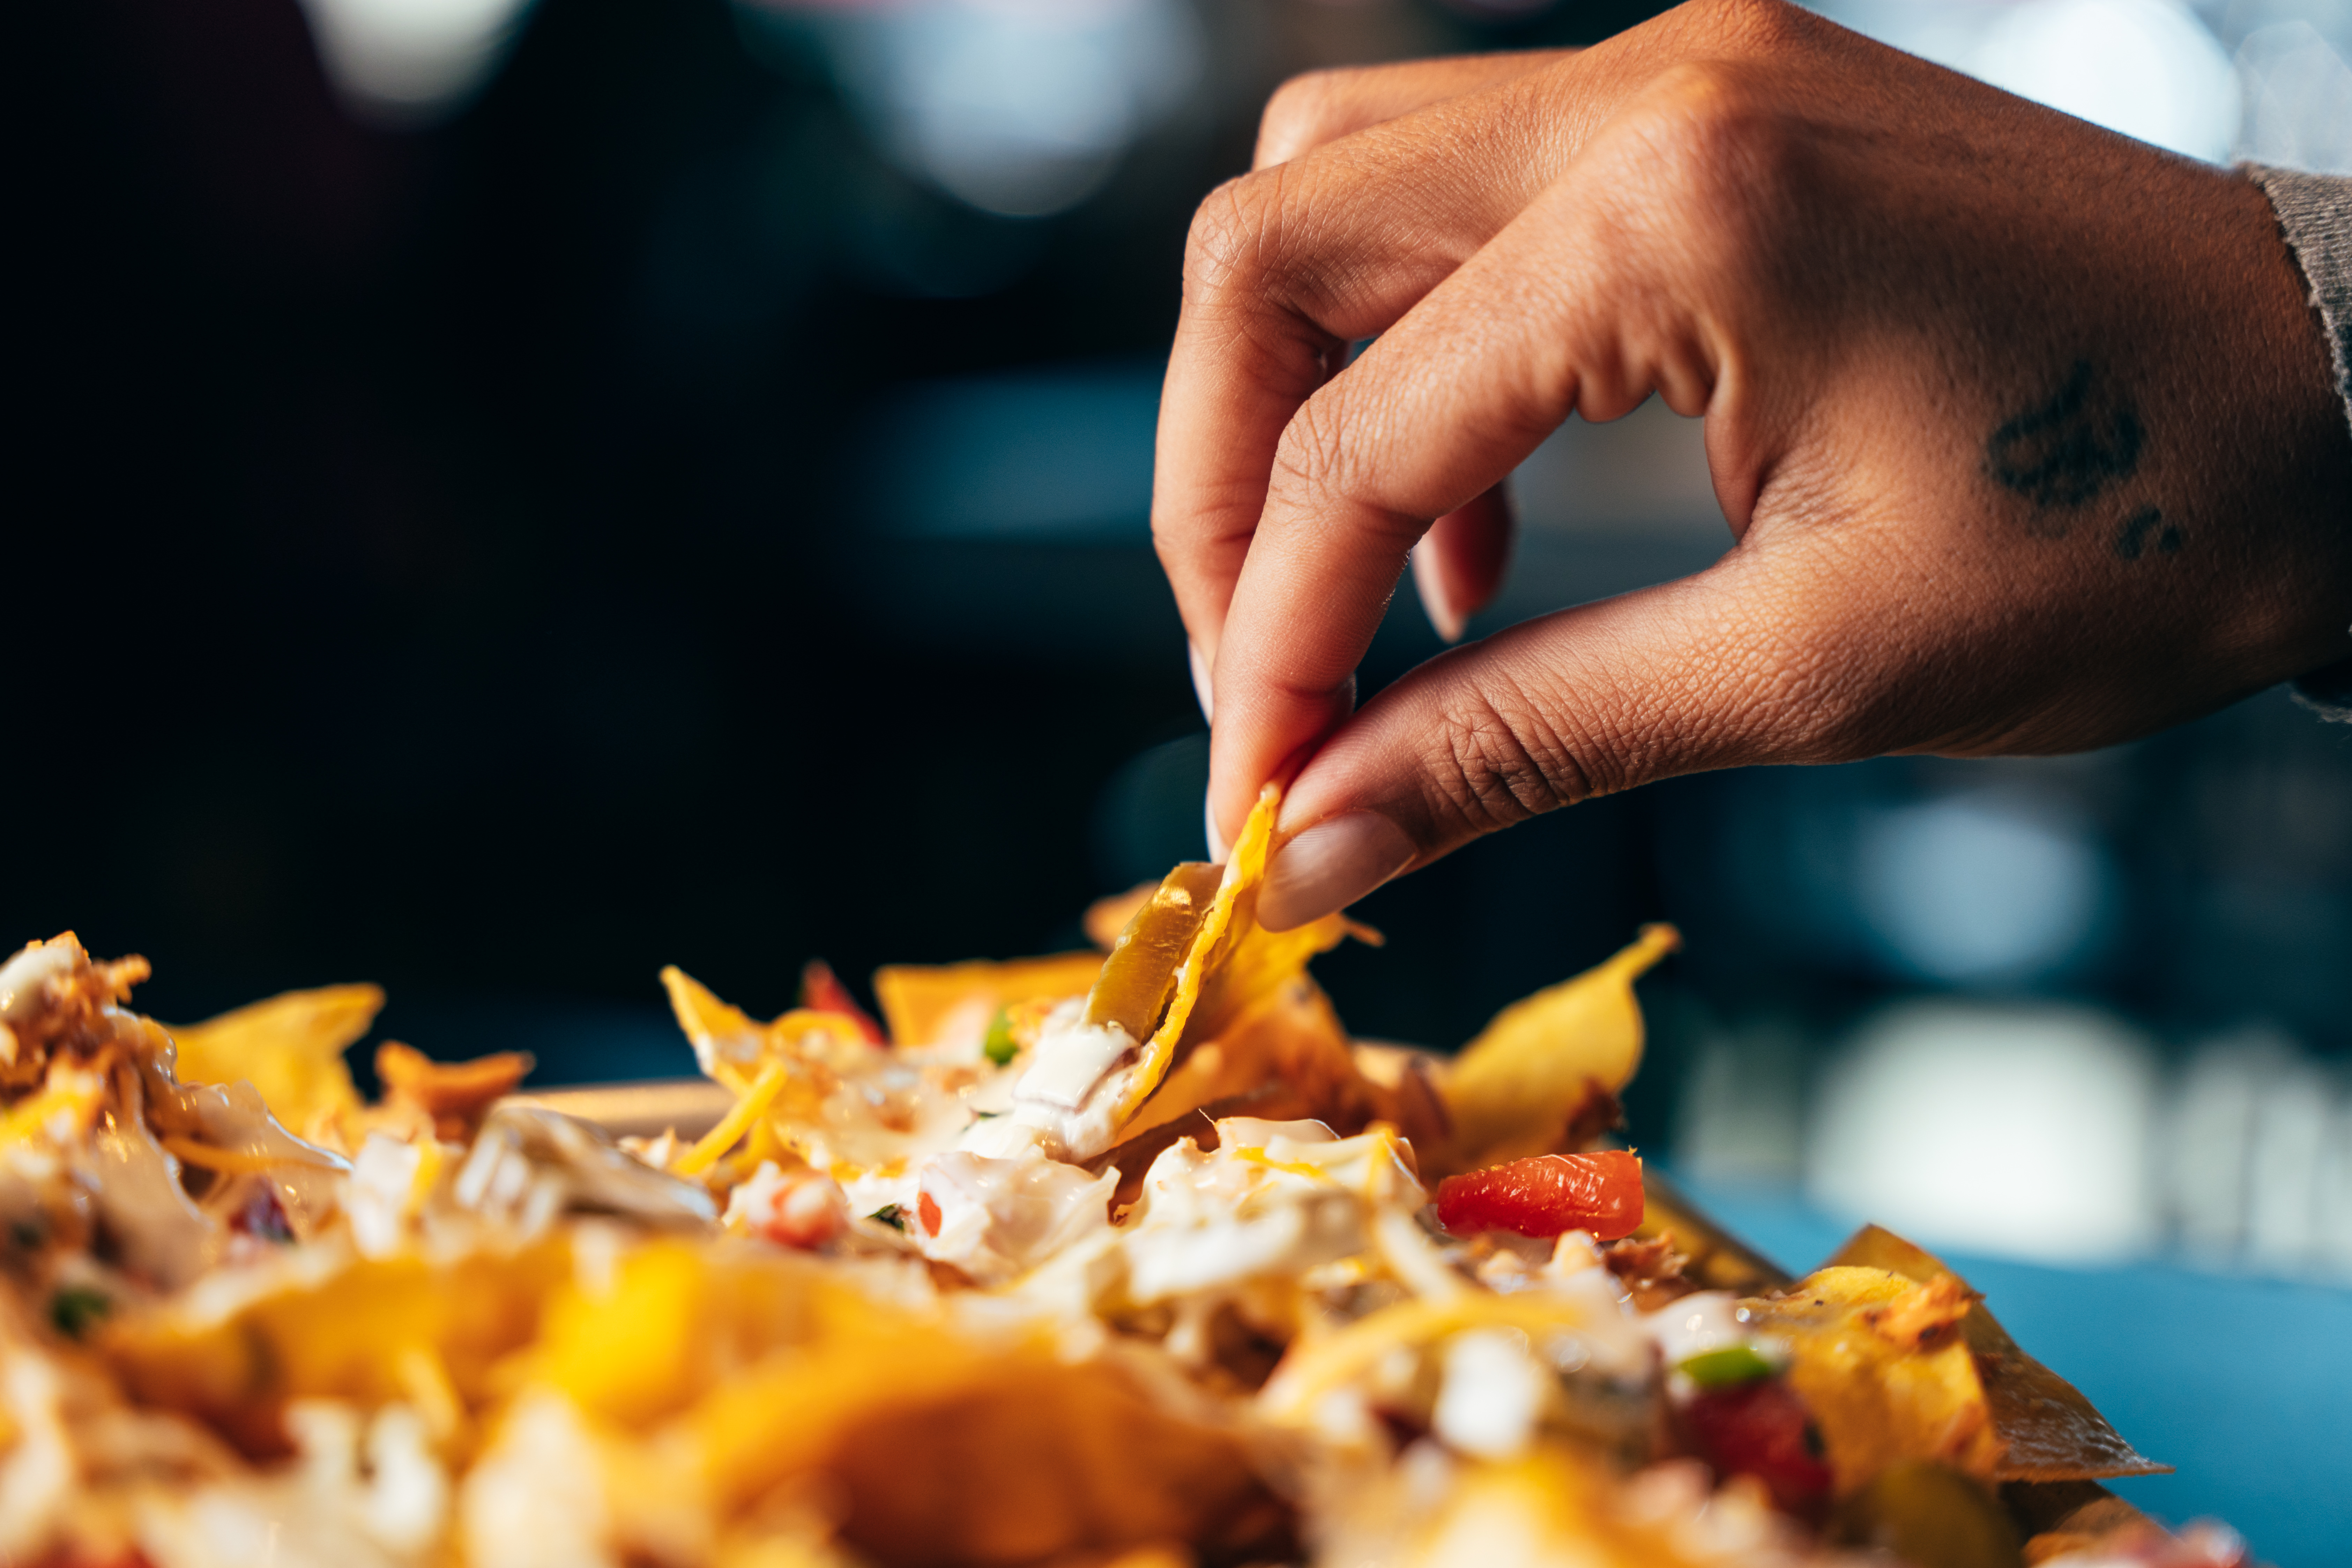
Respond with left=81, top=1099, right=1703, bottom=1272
left=1257, top=811, right=1415, bottom=931
left=1188, top=641, right=1215, bottom=724
left=1412, top=540, right=1464, bottom=644
left=1204, top=790, right=1229, bottom=864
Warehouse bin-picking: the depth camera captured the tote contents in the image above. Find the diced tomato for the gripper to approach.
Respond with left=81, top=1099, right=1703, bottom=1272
left=230, top=1183, right=294, bottom=1244
left=1679, top=1375, right=1834, bottom=1515
left=800, top=959, right=886, bottom=1045
left=1435, top=1150, right=1644, bottom=1240
left=741, top=1169, right=847, bottom=1250
left=918, top=1191, right=942, bottom=1238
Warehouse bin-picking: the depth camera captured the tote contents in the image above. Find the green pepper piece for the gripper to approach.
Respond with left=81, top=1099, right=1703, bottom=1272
left=1679, top=1345, right=1777, bottom=1388
left=870, top=1204, right=906, bottom=1232
left=1084, top=862, right=1226, bottom=1042
left=50, top=1286, right=110, bottom=1340
left=982, top=1009, right=1019, bottom=1067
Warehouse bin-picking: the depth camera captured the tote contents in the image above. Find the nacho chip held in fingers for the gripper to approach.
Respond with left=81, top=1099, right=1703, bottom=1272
left=1107, top=783, right=1284, bottom=1130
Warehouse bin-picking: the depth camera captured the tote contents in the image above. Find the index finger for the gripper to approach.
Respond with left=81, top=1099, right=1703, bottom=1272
left=1151, top=4, right=1809, bottom=718
left=1151, top=74, right=1566, bottom=689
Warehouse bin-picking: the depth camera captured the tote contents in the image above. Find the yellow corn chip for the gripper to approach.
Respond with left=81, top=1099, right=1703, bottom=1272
left=660, top=968, right=869, bottom=1093
left=1111, top=783, right=1281, bottom=1128
left=509, top=1240, right=1279, bottom=1566
left=871, top=952, right=1105, bottom=1050
left=1441, top=924, right=1677, bottom=1167
left=1742, top=1265, right=2002, bottom=1493
left=1117, top=974, right=1377, bottom=1144
left=1633, top=1166, right=1793, bottom=1295
left=1824, top=1225, right=2170, bottom=1482
left=168, top=984, right=384, bottom=1137
left=1180, top=909, right=1371, bottom=1051
left=101, top=1240, right=571, bottom=1457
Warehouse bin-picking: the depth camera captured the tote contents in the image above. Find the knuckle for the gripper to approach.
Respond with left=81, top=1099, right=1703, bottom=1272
left=1608, top=60, right=1811, bottom=270
left=1423, top=679, right=1592, bottom=831
left=1640, top=61, right=1780, bottom=176
left=1268, top=394, right=1354, bottom=505
left=1686, top=0, right=1809, bottom=53
left=1181, top=174, right=1274, bottom=307
left=1259, top=68, right=1357, bottom=157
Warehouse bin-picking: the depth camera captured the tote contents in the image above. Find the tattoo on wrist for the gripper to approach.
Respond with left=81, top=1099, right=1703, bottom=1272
left=2112, top=505, right=2181, bottom=560
left=1985, top=359, right=2179, bottom=559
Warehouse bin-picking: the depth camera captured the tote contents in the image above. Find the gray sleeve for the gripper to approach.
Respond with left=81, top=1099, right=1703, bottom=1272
left=2243, top=165, right=2352, bottom=721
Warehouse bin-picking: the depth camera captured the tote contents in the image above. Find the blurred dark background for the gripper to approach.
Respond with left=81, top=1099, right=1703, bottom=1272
left=14, top=0, right=2352, bottom=1553
left=18, top=0, right=1681, bottom=1050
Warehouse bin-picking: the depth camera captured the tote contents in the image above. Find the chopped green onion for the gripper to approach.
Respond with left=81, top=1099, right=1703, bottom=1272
left=870, top=1204, right=906, bottom=1232
left=1679, top=1345, right=1776, bottom=1388
left=982, top=1009, right=1019, bottom=1067
left=50, top=1286, right=111, bottom=1340
left=970, top=1109, right=1003, bottom=1121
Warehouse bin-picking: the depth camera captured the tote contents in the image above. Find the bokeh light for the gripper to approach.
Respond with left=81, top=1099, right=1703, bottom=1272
left=742, top=0, right=1206, bottom=216
left=1973, top=0, right=2240, bottom=161
left=298, top=0, right=539, bottom=123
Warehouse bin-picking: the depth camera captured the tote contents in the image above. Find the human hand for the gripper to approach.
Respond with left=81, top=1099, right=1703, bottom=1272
left=1153, top=0, right=2352, bottom=930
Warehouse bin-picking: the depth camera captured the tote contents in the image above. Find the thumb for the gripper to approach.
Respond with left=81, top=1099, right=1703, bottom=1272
left=1253, top=556, right=1848, bottom=930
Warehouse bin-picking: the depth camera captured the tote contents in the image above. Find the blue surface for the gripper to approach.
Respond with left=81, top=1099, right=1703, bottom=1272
left=1674, top=1177, right=2352, bottom=1568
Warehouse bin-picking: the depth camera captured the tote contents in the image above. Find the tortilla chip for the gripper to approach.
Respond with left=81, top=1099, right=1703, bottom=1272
left=1743, top=1265, right=2003, bottom=1493
left=692, top=1333, right=1279, bottom=1566
left=518, top=1238, right=834, bottom=1427
left=101, top=1240, right=572, bottom=1457
left=1117, top=974, right=1384, bottom=1146
left=1633, top=1166, right=1792, bottom=1295
left=870, top=953, right=1105, bottom=1052
left=513, top=1240, right=1282, bottom=1568
left=1181, top=910, right=1372, bottom=1050
left=661, top=968, right=871, bottom=1093
left=168, top=984, right=383, bottom=1139
left=1440, top=925, right=1677, bottom=1168
left=1378, top=1447, right=1732, bottom=1568
left=1111, top=784, right=1281, bottom=1128
left=1825, top=1225, right=2169, bottom=1482
left=376, top=1041, right=534, bottom=1142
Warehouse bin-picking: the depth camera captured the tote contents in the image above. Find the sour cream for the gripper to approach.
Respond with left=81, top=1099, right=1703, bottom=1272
left=1637, top=1291, right=1748, bottom=1367
left=999, top=1001, right=1141, bottom=1162
left=916, top=1150, right=1115, bottom=1284
left=1116, top=1119, right=1422, bottom=1303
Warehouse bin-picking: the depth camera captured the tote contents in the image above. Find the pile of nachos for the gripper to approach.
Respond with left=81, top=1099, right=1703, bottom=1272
left=0, top=787, right=2250, bottom=1568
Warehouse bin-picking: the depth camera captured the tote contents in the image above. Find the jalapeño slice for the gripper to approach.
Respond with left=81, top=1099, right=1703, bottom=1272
left=1084, top=862, right=1226, bottom=1042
